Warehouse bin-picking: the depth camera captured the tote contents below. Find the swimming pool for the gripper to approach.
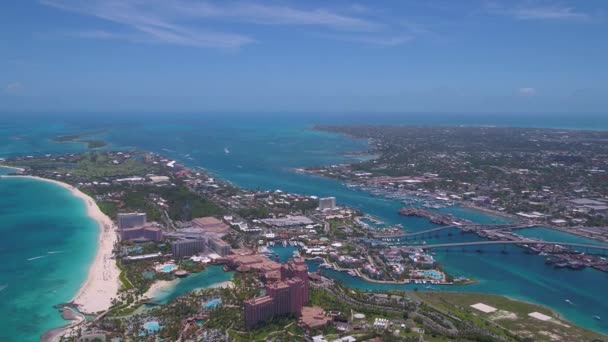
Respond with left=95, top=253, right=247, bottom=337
left=142, top=321, right=161, bottom=334
left=157, top=263, right=177, bottom=273
left=204, top=298, right=222, bottom=309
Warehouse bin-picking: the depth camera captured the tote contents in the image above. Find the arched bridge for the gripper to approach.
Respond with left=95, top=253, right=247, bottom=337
left=374, top=224, right=534, bottom=240
left=403, top=240, right=608, bottom=252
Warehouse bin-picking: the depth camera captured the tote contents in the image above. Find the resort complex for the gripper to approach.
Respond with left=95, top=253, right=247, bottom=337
left=2, top=147, right=607, bottom=342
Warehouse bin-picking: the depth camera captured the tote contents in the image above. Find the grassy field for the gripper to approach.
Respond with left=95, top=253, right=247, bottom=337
left=416, top=292, right=605, bottom=342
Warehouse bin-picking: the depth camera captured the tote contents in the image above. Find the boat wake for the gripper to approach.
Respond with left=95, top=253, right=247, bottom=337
left=47, top=250, right=64, bottom=254
left=27, top=255, right=48, bottom=261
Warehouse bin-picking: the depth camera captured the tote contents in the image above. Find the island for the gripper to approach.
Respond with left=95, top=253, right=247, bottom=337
left=51, top=130, right=108, bottom=149
left=1, top=150, right=606, bottom=342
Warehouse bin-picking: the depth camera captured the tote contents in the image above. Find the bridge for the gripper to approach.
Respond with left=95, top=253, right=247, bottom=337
left=401, top=240, right=608, bottom=252
left=373, top=224, right=534, bottom=240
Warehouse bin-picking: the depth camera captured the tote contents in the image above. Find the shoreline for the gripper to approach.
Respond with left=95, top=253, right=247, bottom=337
left=0, top=165, right=26, bottom=173
left=1, top=176, right=120, bottom=313
left=143, top=279, right=179, bottom=301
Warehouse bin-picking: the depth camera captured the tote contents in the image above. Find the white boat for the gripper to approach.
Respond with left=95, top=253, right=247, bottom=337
left=594, top=315, right=601, bottom=320
left=224, top=147, right=230, bottom=154
left=565, top=299, right=573, bottom=305
left=282, top=240, right=287, bottom=247
left=310, top=256, right=324, bottom=263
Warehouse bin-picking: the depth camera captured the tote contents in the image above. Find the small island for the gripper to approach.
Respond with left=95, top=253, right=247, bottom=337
left=51, top=130, right=108, bottom=149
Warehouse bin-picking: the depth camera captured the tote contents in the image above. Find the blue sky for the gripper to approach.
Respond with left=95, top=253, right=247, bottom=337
left=1, top=0, right=607, bottom=113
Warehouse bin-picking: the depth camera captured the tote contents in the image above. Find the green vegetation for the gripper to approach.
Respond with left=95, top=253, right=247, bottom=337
left=71, top=153, right=158, bottom=178
left=97, top=201, right=118, bottom=219
left=416, top=291, right=605, bottom=342
left=116, top=261, right=134, bottom=290
left=179, top=259, right=206, bottom=273
left=156, top=185, right=225, bottom=220
left=9, top=152, right=161, bottom=179
left=231, top=316, right=303, bottom=342
left=237, top=206, right=270, bottom=219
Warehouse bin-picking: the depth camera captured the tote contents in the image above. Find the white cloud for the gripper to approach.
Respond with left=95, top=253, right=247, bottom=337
left=5, top=82, right=24, bottom=94
left=519, top=87, right=537, bottom=96
left=67, top=29, right=124, bottom=40
left=41, top=0, right=256, bottom=49
left=40, top=0, right=416, bottom=48
left=512, top=6, right=589, bottom=20
left=486, top=2, right=591, bottom=21
left=318, top=33, right=414, bottom=46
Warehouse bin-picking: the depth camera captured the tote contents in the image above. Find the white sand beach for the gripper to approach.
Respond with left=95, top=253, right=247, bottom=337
left=2, top=175, right=120, bottom=314
left=0, top=165, right=25, bottom=173
left=143, top=279, right=178, bottom=300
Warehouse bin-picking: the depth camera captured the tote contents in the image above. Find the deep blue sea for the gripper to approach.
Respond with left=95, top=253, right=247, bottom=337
left=1, top=112, right=607, bottom=340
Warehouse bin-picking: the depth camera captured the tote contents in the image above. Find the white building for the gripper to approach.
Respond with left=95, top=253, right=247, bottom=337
left=318, top=197, right=336, bottom=210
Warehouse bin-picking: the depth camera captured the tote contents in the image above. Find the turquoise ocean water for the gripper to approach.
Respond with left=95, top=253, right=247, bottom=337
left=1, top=112, right=608, bottom=340
left=0, top=176, right=98, bottom=341
left=150, top=265, right=233, bottom=305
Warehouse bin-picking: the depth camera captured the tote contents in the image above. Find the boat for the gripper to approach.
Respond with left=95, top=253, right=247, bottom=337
left=565, top=299, right=573, bottom=305
left=282, top=240, right=287, bottom=247
left=224, top=147, right=230, bottom=154
left=309, top=256, right=324, bottom=263
left=594, top=316, right=601, bottom=320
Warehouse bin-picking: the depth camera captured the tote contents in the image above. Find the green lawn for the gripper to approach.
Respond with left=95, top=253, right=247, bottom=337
left=416, top=292, right=605, bottom=342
